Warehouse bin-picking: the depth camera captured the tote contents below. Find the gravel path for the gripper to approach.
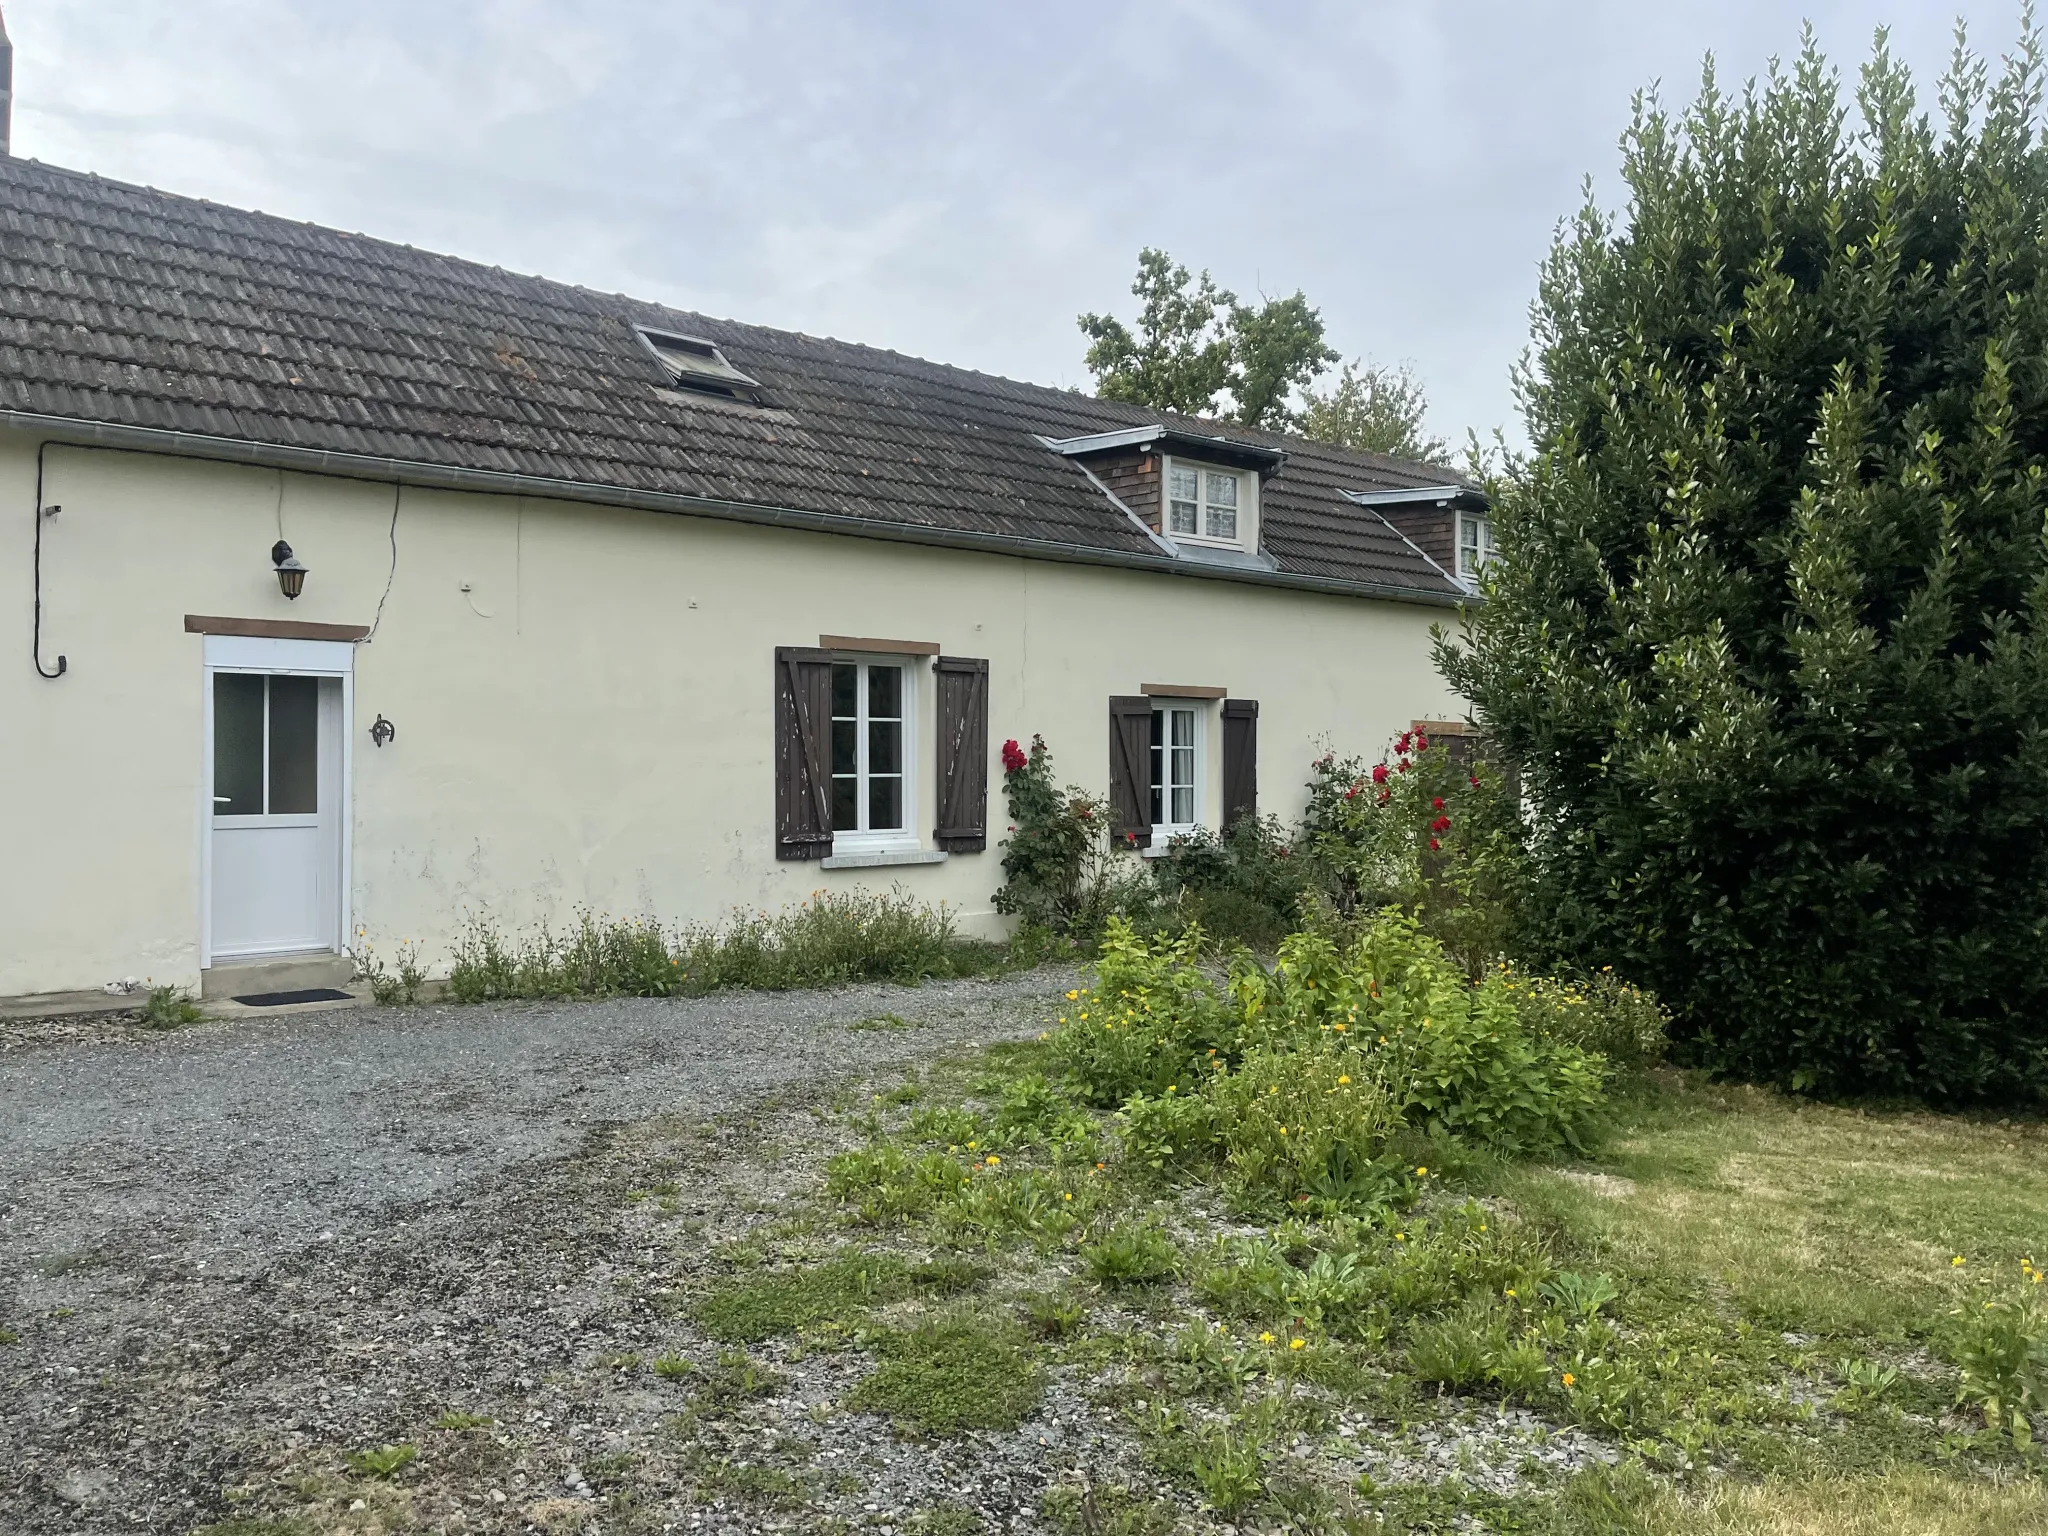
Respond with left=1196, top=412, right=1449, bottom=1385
left=0, top=971, right=1074, bottom=1535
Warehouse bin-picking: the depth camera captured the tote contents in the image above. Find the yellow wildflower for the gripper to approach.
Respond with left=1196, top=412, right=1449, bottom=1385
left=1952, top=1255, right=1966, bottom=1267
left=1338, top=1075, right=1351, bottom=1085
left=985, top=1155, right=1000, bottom=1166
left=1562, top=1372, right=1576, bottom=1387
left=1415, top=1166, right=1428, bottom=1177
left=1066, top=989, right=1080, bottom=1000
left=1289, top=1338, right=1305, bottom=1350
left=1258, top=1331, right=1275, bottom=1344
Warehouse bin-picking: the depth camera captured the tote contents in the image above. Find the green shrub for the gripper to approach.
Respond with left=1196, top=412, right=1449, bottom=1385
left=1205, top=1040, right=1402, bottom=1212
left=351, top=935, right=426, bottom=1005
left=1050, top=921, right=1233, bottom=1106
left=847, top=1314, right=1044, bottom=1433
left=1506, top=967, right=1669, bottom=1072
left=345, top=1444, right=416, bottom=1480
left=1149, top=815, right=1316, bottom=951
left=992, top=734, right=1157, bottom=938
left=1020, top=1290, right=1087, bottom=1339
left=1437, top=26, right=2048, bottom=1105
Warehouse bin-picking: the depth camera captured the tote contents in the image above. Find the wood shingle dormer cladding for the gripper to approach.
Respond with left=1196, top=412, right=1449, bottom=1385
left=1045, top=427, right=1285, bottom=555
left=1344, top=485, right=1492, bottom=592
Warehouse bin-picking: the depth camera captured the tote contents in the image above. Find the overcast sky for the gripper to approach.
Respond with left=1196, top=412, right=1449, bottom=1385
left=4, top=2, right=2030, bottom=448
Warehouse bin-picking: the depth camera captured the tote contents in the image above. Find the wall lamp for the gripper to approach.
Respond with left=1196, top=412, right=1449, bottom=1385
left=271, top=539, right=307, bottom=599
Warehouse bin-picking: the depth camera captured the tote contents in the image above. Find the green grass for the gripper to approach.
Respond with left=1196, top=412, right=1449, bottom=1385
left=847, top=1313, right=1045, bottom=1434
left=138, top=984, right=205, bottom=1029
left=722, top=1025, right=2047, bottom=1530
left=695, top=1250, right=916, bottom=1341
left=1492, top=1079, right=2048, bottom=1340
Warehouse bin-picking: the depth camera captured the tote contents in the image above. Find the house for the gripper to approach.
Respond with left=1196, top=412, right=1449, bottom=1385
left=0, top=152, right=1487, bottom=1005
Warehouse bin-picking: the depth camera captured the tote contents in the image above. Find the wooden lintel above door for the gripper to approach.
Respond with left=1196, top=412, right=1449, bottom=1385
left=186, top=615, right=371, bottom=642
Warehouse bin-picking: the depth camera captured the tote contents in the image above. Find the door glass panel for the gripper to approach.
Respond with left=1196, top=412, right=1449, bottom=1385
left=1149, top=708, right=1166, bottom=825
left=268, top=675, right=319, bottom=814
left=832, top=775, right=858, bottom=831
left=213, top=673, right=266, bottom=816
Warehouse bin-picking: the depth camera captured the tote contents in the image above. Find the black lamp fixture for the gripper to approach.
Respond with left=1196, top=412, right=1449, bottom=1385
left=271, top=539, right=307, bottom=599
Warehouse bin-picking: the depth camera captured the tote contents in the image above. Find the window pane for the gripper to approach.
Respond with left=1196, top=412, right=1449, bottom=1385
left=867, top=664, right=902, bottom=721
left=268, top=675, right=319, bottom=814
left=1170, top=708, right=1194, bottom=749
left=832, top=662, right=858, bottom=719
left=1149, top=708, right=1166, bottom=824
left=1206, top=506, right=1237, bottom=540
left=832, top=718, right=857, bottom=775
left=1169, top=500, right=1199, bottom=535
left=212, top=673, right=265, bottom=816
left=1171, top=784, right=1194, bottom=825
left=870, top=718, right=902, bottom=775
left=1206, top=472, right=1238, bottom=508
left=1169, top=466, right=1200, bottom=501
left=832, top=775, right=858, bottom=830
left=869, top=774, right=902, bottom=830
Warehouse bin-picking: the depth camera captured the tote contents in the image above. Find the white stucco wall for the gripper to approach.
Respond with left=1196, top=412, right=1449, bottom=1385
left=0, top=431, right=1465, bottom=997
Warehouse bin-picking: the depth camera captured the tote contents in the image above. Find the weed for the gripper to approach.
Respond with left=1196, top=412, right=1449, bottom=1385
left=696, top=1251, right=913, bottom=1341
left=1185, top=1416, right=1266, bottom=1516
left=848, top=1314, right=1044, bottom=1434
left=1083, top=1219, right=1180, bottom=1287
left=0, top=1326, right=16, bottom=1346
left=1041, top=1482, right=1179, bottom=1536
left=911, top=1254, right=989, bottom=1295
left=1833, top=1357, right=1902, bottom=1412
left=352, top=935, right=426, bottom=1005
left=695, top=1347, right=784, bottom=1407
left=686, top=1454, right=813, bottom=1510
left=138, top=984, right=204, bottom=1029
left=1540, top=1269, right=1618, bottom=1324
left=599, top=1351, right=642, bottom=1370
left=652, top=1354, right=696, bottom=1379
left=1942, top=1288, right=2047, bottom=1449
left=908, top=1503, right=986, bottom=1536
left=1020, top=1290, right=1087, bottom=1339
left=344, top=1444, right=417, bottom=1480
left=430, top=1410, right=493, bottom=1430
left=849, top=1012, right=918, bottom=1032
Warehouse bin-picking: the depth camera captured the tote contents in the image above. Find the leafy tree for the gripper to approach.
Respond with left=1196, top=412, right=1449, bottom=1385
left=1299, top=360, right=1451, bottom=463
left=1078, top=248, right=1336, bottom=428
left=1437, top=24, right=2048, bottom=1104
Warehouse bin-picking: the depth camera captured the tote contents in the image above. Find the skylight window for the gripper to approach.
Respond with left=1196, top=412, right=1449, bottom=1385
left=634, top=326, right=765, bottom=404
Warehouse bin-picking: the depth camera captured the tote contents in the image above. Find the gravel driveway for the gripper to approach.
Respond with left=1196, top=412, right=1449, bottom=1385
left=0, top=971, right=1073, bottom=1535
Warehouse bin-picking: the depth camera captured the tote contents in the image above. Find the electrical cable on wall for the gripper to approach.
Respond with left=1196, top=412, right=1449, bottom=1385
left=31, top=441, right=66, bottom=679
left=363, top=482, right=402, bottom=643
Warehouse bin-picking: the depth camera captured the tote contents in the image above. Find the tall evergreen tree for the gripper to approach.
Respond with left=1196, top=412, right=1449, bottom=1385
left=1438, top=22, right=2048, bottom=1103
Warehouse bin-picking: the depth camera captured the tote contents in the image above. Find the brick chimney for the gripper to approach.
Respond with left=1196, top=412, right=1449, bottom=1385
left=0, top=5, right=13, bottom=157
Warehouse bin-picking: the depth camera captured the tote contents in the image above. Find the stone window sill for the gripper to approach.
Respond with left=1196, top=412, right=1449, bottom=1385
left=820, top=849, right=949, bottom=870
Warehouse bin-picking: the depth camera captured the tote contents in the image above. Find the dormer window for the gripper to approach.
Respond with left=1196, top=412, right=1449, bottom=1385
left=634, top=326, right=766, bottom=404
left=1458, top=511, right=1496, bottom=579
left=1163, top=458, right=1254, bottom=549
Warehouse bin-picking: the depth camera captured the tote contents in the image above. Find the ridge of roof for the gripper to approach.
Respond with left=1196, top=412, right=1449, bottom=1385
left=0, top=154, right=1469, bottom=601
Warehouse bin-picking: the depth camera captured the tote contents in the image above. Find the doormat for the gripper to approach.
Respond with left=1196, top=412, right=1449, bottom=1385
left=230, top=987, right=354, bottom=1007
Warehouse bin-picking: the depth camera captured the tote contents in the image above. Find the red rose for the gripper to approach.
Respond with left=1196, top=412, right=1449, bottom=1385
left=1371, top=763, right=1389, bottom=785
left=1396, top=731, right=1412, bottom=752
left=1125, top=831, right=1138, bottom=846
left=1431, top=797, right=1445, bottom=811
left=1470, top=775, right=1481, bottom=787
left=1416, top=735, right=1429, bottom=751
left=1001, top=738, right=1028, bottom=773
left=1431, top=815, right=1451, bottom=833
left=1376, top=789, right=1391, bottom=805
left=1397, top=761, right=1409, bottom=774
left=1428, top=838, right=1441, bottom=851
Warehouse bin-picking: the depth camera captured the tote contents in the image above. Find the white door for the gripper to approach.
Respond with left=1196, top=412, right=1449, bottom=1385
left=207, top=658, right=347, bottom=961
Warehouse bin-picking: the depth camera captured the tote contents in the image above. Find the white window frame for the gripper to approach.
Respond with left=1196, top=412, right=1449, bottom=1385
left=1148, top=702, right=1205, bottom=843
left=829, top=654, right=920, bottom=855
left=1161, top=455, right=1257, bottom=551
left=1458, top=511, right=1496, bottom=581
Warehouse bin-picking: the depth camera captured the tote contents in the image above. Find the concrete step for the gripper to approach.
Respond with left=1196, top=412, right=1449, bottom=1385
left=201, top=951, right=355, bottom=1001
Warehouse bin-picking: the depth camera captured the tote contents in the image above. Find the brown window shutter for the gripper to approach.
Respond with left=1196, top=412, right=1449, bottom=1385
left=774, top=646, right=835, bottom=860
left=1107, top=695, right=1153, bottom=850
left=1222, top=698, right=1259, bottom=829
left=933, top=656, right=989, bottom=852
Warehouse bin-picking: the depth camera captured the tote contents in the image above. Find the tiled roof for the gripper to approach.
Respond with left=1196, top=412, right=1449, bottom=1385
left=0, top=155, right=1466, bottom=600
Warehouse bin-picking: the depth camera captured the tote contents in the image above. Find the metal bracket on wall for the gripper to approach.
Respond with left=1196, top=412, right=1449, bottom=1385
left=370, top=715, right=396, bottom=748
